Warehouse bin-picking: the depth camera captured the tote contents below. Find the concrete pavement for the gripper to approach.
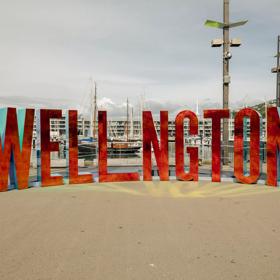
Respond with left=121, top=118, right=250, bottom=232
left=0, top=181, right=280, bottom=280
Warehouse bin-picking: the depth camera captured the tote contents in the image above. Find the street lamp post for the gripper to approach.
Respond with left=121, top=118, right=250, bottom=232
left=271, top=36, right=280, bottom=107
left=223, top=0, right=230, bottom=166
left=205, top=0, right=247, bottom=165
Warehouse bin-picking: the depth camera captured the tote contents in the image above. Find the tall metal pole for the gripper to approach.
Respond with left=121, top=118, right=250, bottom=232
left=223, top=0, right=230, bottom=165
left=277, top=35, right=280, bottom=107
left=205, top=0, right=247, bottom=165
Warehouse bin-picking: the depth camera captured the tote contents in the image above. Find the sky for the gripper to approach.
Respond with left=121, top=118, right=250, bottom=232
left=0, top=0, right=279, bottom=117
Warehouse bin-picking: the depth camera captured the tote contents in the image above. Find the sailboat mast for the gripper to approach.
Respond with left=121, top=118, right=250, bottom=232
left=93, top=81, right=97, bottom=139
left=126, top=98, right=129, bottom=142
left=90, top=78, right=94, bottom=138
left=130, top=107, right=134, bottom=139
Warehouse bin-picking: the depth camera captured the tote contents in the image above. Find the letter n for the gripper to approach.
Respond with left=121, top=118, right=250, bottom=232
left=143, top=111, right=169, bottom=181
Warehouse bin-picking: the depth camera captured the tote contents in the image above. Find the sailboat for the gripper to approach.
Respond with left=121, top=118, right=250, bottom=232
left=78, top=79, right=98, bottom=160
left=106, top=98, right=141, bottom=158
left=78, top=81, right=141, bottom=160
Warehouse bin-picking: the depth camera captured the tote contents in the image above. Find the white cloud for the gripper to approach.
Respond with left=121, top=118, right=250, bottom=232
left=0, top=0, right=278, bottom=110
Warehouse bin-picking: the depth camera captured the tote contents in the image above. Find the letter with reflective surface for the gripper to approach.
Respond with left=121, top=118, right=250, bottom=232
left=98, top=111, right=140, bottom=182
left=234, top=108, right=260, bottom=184
left=204, top=109, right=230, bottom=182
left=66, top=110, right=93, bottom=184
left=266, top=107, right=280, bottom=187
left=143, top=111, right=169, bottom=181
left=39, top=109, right=64, bottom=187
left=0, top=108, right=34, bottom=191
left=175, top=110, right=198, bottom=181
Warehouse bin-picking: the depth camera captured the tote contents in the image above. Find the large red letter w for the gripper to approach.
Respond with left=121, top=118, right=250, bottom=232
left=0, top=108, right=34, bottom=191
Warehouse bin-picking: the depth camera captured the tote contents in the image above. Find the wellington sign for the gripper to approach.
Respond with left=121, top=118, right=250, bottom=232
left=0, top=107, right=279, bottom=192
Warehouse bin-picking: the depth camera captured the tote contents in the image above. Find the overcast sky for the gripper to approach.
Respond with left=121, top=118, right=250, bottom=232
left=0, top=0, right=279, bottom=115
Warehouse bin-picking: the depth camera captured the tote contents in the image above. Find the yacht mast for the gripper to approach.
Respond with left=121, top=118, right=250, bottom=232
left=90, top=78, right=97, bottom=139
left=93, top=81, right=97, bottom=139
left=130, top=107, right=134, bottom=139
left=126, top=98, right=129, bottom=141
left=90, top=80, right=93, bottom=138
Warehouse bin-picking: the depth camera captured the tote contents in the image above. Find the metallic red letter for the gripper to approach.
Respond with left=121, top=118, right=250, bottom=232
left=67, top=110, right=93, bottom=184
left=234, top=108, right=260, bottom=184
left=175, top=110, right=198, bottom=181
left=0, top=108, right=34, bottom=191
left=98, top=111, right=140, bottom=182
left=143, top=111, right=169, bottom=181
left=40, top=109, right=64, bottom=187
left=267, top=107, right=280, bottom=187
left=204, top=109, right=230, bottom=182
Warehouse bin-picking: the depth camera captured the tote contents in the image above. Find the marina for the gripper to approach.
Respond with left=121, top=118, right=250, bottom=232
left=28, top=92, right=274, bottom=168
left=0, top=0, right=280, bottom=279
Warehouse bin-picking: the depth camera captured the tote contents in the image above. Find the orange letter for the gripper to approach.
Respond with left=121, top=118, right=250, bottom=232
left=143, top=111, right=169, bottom=181
left=39, top=109, right=64, bottom=187
left=267, top=107, right=280, bottom=186
left=234, top=108, right=260, bottom=184
left=98, top=111, right=140, bottom=182
left=204, top=109, right=230, bottom=182
left=175, top=110, right=198, bottom=181
left=0, top=108, right=34, bottom=191
left=66, top=110, right=93, bottom=184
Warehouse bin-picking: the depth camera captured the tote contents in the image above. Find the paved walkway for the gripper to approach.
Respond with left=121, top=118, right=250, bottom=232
left=0, top=181, right=279, bottom=280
